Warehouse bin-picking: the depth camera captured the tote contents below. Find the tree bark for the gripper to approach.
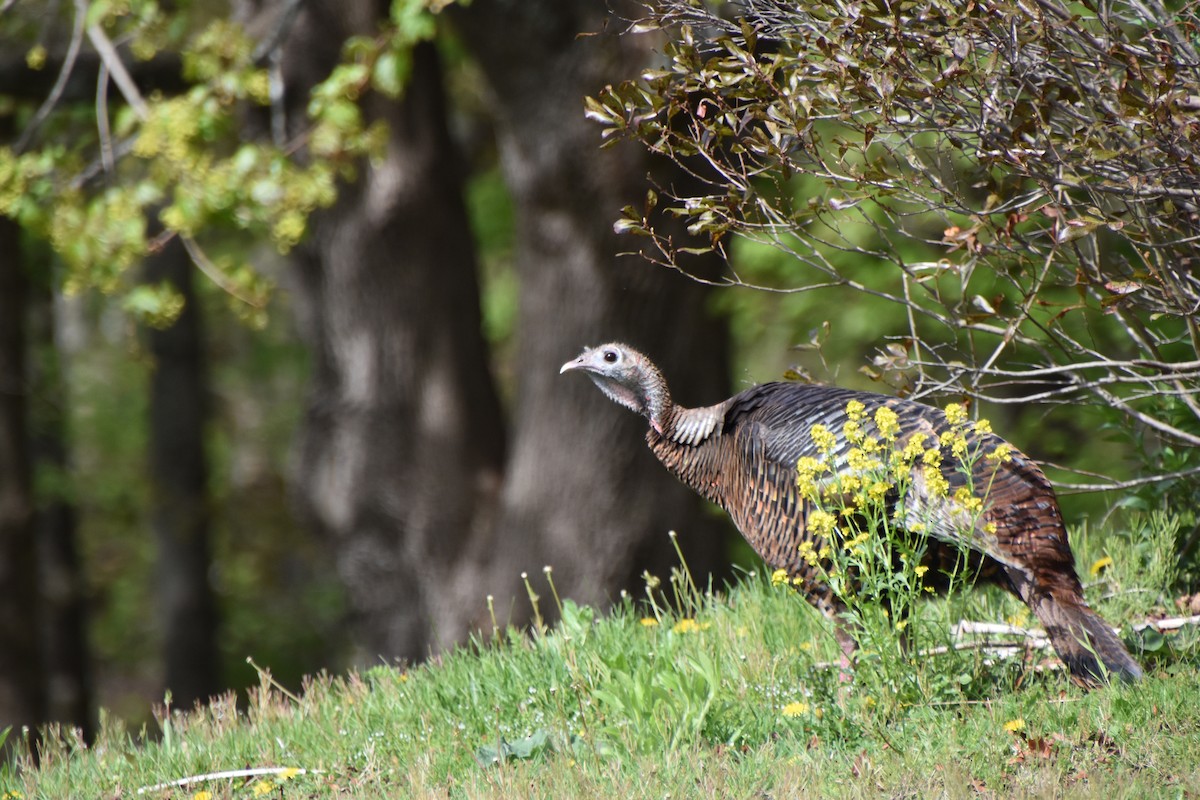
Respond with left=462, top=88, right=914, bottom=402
left=451, top=0, right=736, bottom=615
left=27, top=265, right=93, bottom=738
left=0, top=216, right=45, bottom=736
left=144, top=234, right=218, bottom=707
left=279, top=3, right=506, bottom=662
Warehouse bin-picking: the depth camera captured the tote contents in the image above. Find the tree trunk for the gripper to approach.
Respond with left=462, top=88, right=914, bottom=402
left=279, top=4, right=506, bottom=662
left=144, top=234, right=218, bottom=707
left=27, top=265, right=93, bottom=738
left=0, top=216, right=45, bottom=736
left=451, top=0, right=736, bottom=613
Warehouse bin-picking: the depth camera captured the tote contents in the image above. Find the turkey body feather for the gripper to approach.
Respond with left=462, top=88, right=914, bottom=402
left=562, top=342, right=1142, bottom=685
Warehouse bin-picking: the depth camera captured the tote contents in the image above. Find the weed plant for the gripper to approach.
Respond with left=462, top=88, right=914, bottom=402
left=4, top=482, right=1198, bottom=797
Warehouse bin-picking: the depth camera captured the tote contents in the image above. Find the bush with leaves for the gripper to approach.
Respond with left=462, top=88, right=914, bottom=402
left=592, top=0, right=1200, bottom=516
left=0, top=0, right=444, bottom=327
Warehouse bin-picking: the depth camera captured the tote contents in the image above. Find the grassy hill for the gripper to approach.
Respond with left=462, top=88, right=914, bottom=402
left=7, top=517, right=1199, bottom=799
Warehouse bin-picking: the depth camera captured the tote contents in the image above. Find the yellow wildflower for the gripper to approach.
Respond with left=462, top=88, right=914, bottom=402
left=278, top=769, right=300, bottom=781
left=798, top=543, right=820, bottom=567
left=192, top=793, right=213, bottom=800
left=1006, top=609, right=1030, bottom=628
left=809, top=424, right=838, bottom=454
left=914, top=565, right=929, bottom=578
left=844, top=531, right=871, bottom=554
left=771, top=568, right=790, bottom=586
left=922, top=447, right=942, bottom=467
left=940, top=430, right=969, bottom=459
left=895, top=619, right=908, bottom=631
left=782, top=701, right=810, bottom=717
left=672, top=618, right=708, bottom=634
left=843, top=419, right=864, bottom=445
left=944, top=403, right=968, bottom=426
left=808, top=510, right=838, bottom=538
left=640, top=617, right=659, bottom=627
left=984, top=521, right=998, bottom=535
left=837, top=473, right=862, bottom=493
left=846, top=399, right=866, bottom=421
left=901, top=433, right=928, bottom=461
left=1090, top=555, right=1114, bottom=577
left=867, top=480, right=892, bottom=502
left=987, top=443, right=1014, bottom=463
left=1003, top=718, right=1026, bottom=733
left=973, top=419, right=993, bottom=435
left=252, top=782, right=274, bottom=798
left=874, top=406, right=901, bottom=440
left=953, top=487, right=984, bottom=514
left=922, top=460, right=949, bottom=498
left=847, top=447, right=883, bottom=473
left=797, top=456, right=827, bottom=498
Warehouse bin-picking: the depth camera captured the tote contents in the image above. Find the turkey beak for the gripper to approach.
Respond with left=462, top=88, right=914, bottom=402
left=560, top=356, right=585, bottom=374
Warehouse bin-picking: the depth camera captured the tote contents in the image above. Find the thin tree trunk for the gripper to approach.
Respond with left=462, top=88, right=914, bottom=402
left=0, top=216, right=45, bottom=736
left=27, top=265, right=92, bottom=738
left=144, top=234, right=218, bottom=707
left=279, top=4, right=506, bottom=662
left=452, top=0, right=736, bottom=613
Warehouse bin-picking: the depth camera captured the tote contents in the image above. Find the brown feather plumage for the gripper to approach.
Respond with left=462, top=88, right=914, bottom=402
left=562, top=343, right=1142, bottom=684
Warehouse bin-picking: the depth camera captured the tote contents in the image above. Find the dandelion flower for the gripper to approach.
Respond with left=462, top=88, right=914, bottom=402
left=192, top=793, right=213, bottom=800
left=1004, top=718, right=1026, bottom=733
left=640, top=617, right=659, bottom=627
left=252, top=782, right=274, bottom=798
left=782, top=701, right=810, bottom=717
left=672, top=618, right=708, bottom=634
left=1090, top=555, right=1114, bottom=577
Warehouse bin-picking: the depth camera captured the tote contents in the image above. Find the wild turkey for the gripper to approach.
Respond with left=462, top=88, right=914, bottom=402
left=561, top=342, right=1142, bottom=684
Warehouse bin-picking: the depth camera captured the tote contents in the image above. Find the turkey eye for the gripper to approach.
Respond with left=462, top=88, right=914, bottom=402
left=603, top=350, right=618, bottom=363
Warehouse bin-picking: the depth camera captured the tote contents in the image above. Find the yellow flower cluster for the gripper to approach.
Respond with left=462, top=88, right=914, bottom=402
left=940, top=429, right=970, bottom=460
left=987, top=443, right=1014, bottom=463
left=921, top=446, right=951, bottom=498
left=797, top=454, right=828, bottom=498
left=843, top=531, right=871, bottom=554
left=944, top=402, right=969, bottom=425
left=810, top=423, right=837, bottom=454
left=808, top=509, right=838, bottom=538
left=953, top=487, right=984, bottom=514
left=874, top=406, right=901, bottom=439
left=846, top=446, right=884, bottom=473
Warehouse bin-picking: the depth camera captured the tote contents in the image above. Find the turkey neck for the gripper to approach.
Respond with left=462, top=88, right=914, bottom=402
left=645, top=401, right=727, bottom=505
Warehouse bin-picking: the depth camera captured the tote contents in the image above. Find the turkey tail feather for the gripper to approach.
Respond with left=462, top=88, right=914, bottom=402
left=1033, top=595, right=1143, bottom=684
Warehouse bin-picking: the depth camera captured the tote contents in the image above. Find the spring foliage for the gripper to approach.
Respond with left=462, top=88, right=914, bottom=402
left=591, top=0, right=1200, bottom=489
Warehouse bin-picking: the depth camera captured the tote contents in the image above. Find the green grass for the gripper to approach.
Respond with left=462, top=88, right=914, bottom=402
left=7, top=518, right=1200, bottom=799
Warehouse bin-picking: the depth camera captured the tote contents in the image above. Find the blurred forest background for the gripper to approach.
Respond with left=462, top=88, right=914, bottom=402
left=1, top=0, right=1198, bottom=742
